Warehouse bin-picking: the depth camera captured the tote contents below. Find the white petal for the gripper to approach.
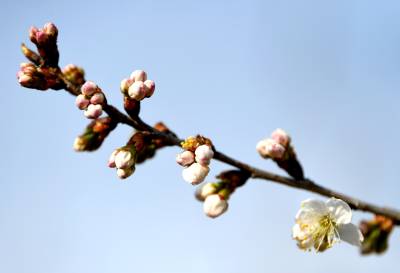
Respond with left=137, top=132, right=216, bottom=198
left=301, top=199, right=327, bottom=213
left=338, top=223, right=363, bottom=246
left=296, top=199, right=327, bottom=223
left=326, top=198, right=352, bottom=224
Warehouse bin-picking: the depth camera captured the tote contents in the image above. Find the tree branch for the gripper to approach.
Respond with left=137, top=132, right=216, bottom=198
left=57, top=71, right=400, bottom=225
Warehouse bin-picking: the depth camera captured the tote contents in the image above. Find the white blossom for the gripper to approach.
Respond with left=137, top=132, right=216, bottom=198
left=292, top=198, right=363, bottom=252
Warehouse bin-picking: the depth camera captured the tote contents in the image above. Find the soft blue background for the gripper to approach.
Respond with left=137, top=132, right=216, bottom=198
left=1, top=0, right=399, bottom=272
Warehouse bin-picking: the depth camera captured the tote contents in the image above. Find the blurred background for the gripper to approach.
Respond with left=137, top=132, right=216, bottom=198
left=1, top=0, right=400, bottom=272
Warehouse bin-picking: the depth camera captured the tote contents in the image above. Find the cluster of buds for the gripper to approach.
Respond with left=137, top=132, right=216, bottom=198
left=108, top=131, right=164, bottom=179
left=76, top=81, right=106, bottom=119
left=17, top=62, right=64, bottom=90
left=195, top=170, right=250, bottom=218
left=257, top=128, right=304, bottom=180
left=108, top=145, right=137, bottom=179
left=120, top=70, right=155, bottom=101
left=177, top=136, right=214, bottom=185
left=359, top=215, right=394, bottom=255
left=62, top=64, right=85, bottom=86
left=29, top=22, right=59, bottom=67
left=74, top=117, right=117, bottom=152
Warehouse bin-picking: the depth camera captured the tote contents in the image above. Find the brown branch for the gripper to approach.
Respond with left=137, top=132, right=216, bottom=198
left=55, top=71, right=400, bottom=225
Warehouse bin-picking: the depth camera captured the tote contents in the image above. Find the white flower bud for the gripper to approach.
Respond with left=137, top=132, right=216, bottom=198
left=120, top=78, right=132, bottom=93
left=195, top=182, right=217, bottom=201
left=128, top=81, right=147, bottom=101
left=73, top=137, right=85, bottom=151
left=114, top=150, right=135, bottom=169
left=176, top=151, right=195, bottom=166
left=195, top=145, right=214, bottom=166
left=117, top=167, right=135, bottom=179
left=271, top=128, right=291, bottom=147
left=256, top=138, right=285, bottom=159
left=203, top=194, right=228, bottom=218
left=130, top=70, right=147, bottom=82
left=182, top=162, right=210, bottom=185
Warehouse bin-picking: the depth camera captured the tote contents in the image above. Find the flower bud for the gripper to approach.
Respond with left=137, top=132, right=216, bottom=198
left=182, top=162, right=210, bottom=185
left=144, top=80, right=155, bottom=98
left=73, top=136, right=87, bottom=151
left=81, top=81, right=98, bottom=96
left=271, top=128, right=291, bottom=147
left=43, top=22, right=58, bottom=38
left=130, top=70, right=147, bottom=82
left=128, top=81, right=147, bottom=101
left=62, top=64, right=85, bottom=85
left=90, top=92, right=105, bottom=105
left=75, top=94, right=90, bottom=110
left=195, top=145, right=214, bottom=166
left=195, top=182, right=218, bottom=201
left=256, top=138, right=285, bottom=159
left=29, top=27, right=38, bottom=43
left=84, top=104, right=103, bottom=119
left=108, top=150, right=119, bottom=168
left=120, top=78, right=132, bottom=94
left=203, top=194, right=228, bottom=218
left=176, top=151, right=195, bottom=167
left=117, top=167, right=135, bottom=179
left=115, top=150, right=135, bottom=169
left=74, top=117, right=117, bottom=152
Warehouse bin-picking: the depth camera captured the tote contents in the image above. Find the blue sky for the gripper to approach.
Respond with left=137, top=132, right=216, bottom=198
left=1, top=0, right=400, bottom=272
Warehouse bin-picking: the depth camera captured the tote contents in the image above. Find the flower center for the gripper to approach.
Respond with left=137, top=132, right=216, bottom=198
left=312, top=215, right=339, bottom=252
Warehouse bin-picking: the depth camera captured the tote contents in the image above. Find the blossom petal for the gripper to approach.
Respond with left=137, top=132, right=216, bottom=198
left=326, top=198, right=352, bottom=224
left=296, top=199, right=327, bottom=223
left=338, top=223, right=363, bottom=246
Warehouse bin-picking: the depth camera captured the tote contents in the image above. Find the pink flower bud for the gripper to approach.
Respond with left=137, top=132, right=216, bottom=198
left=114, top=150, right=135, bottom=169
left=84, top=104, right=103, bottom=119
left=128, top=81, right=146, bottom=101
left=35, top=31, right=47, bottom=44
left=81, top=81, right=98, bottom=96
left=195, top=145, right=214, bottom=166
left=182, top=163, right=210, bottom=185
left=144, top=80, right=155, bottom=98
left=176, top=151, right=195, bottom=166
left=271, top=128, right=291, bottom=147
left=256, top=138, right=285, bottom=159
left=130, top=70, right=147, bottom=82
left=120, top=78, right=132, bottom=93
left=75, top=94, right=90, bottom=110
left=108, top=150, right=119, bottom=168
left=203, top=194, right=228, bottom=218
left=117, top=167, right=135, bottom=179
left=29, top=27, right=38, bottom=42
left=90, top=92, right=105, bottom=105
